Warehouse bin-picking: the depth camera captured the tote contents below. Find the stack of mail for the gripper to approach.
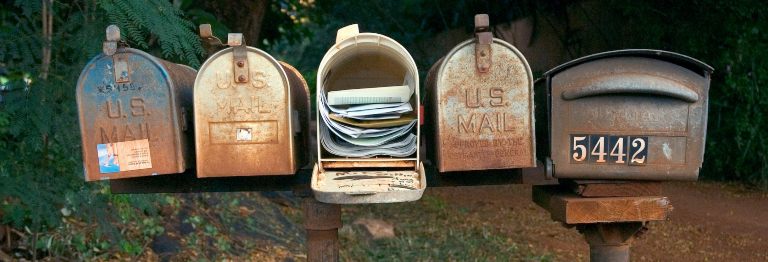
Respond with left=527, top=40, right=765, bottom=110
left=319, top=84, right=417, bottom=158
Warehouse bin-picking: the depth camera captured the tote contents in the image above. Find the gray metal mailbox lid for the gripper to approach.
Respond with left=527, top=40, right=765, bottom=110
left=544, top=49, right=713, bottom=180
left=76, top=25, right=195, bottom=181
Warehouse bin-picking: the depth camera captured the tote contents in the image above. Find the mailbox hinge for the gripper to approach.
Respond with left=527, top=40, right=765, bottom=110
left=103, top=25, right=130, bottom=83
left=474, top=14, right=492, bottom=73
left=229, top=33, right=249, bottom=84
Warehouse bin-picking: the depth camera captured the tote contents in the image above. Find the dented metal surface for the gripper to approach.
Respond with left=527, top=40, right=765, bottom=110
left=545, top=50, right=713, bottom=180
left=194, top=31, right=309, bottom=177
left=76, top=25, right=196, bottom=181
left=426, top=15, right=536, bottom=172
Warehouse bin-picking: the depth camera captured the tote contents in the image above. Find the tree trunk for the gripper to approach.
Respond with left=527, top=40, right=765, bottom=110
left=202, top=0, right=269, bottom=46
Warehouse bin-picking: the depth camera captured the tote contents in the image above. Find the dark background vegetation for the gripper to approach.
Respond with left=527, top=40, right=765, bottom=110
left=0, top=0, right=765, bottom=259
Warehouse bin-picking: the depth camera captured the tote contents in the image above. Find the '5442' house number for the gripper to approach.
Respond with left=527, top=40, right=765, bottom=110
left=570, top=135, right=648, bottom=165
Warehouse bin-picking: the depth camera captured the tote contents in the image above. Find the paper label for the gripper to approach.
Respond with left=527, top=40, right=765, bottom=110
left=97, top=139, right=152, bottom=174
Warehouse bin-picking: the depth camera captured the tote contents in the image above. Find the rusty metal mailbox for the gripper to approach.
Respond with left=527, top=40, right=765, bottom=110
left=76, top=25, right=195, bottom=181
left=194, top=25, right=310, bottom=177
left=544, top=49, right=713, bottom=180
left=426, top=14, right=535, bottom=172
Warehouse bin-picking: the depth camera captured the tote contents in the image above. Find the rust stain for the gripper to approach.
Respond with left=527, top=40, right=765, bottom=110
left=76, top=48, right=196, bottom=181
left=194, top=46, right=308, bottom=177
left=426, top=38, right=535, bottom=172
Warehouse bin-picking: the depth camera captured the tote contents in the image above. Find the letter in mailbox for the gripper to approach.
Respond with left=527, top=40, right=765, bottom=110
left=194, top=29, right=309, bottom=177
left=76, top=25, right=196, bottom=181
left=544, top=49, right=713, bottom=180
left=426, top=14, right=536, bottom=172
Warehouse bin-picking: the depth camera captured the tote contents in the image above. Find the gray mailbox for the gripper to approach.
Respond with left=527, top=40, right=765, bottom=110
left=543, top=49, right=713, bottom=180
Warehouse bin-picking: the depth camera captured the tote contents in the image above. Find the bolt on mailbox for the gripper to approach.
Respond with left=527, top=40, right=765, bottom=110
left=425, top=14, right=536, bottom=172
left=543, top=50, right=713, bottom=180
left=312, top=24, right=425, bottom=204
left=194, top=25, right=310, bottom=177
left=76, top=25, right=196, bottom=181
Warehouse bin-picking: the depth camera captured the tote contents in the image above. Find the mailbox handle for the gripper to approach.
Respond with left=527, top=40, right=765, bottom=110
left=336, top=24, right=359, bottom=44
left=560, top=76, right=700, bottom=103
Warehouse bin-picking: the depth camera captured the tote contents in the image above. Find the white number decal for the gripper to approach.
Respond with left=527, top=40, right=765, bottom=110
left=610, top=137, right=626, bottom=164
left=572, top=136, right=587, bottom=162
left=591, top=136, right=607, bottom=163
left=630, top=138, right=647, bottom=164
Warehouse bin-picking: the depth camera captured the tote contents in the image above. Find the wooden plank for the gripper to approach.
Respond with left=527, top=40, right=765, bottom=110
left=570, top=181, right=662, bottom=197
left=532, top=186, right=672, bottom=224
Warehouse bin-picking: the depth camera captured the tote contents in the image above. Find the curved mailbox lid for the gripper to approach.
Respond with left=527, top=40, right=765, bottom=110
left=543, top=49, right=714, bottom=77
left=430, top=37, right=535, bottom=172
left=194, top=45, right=296, bottom=177
left=76, top=47, right=194, bottom=181
left=315, top=24, right=420, bottom=169
left=546, top=49, right=712, bottom=180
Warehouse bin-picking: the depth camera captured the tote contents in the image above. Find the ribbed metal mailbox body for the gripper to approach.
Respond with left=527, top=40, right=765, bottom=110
left=545, top=50, right=713, bottom=180
left=76, top=27, right=195, bottom=181
left=194, top=41, right=309, bottom=177
left=426, top=15, right=535, bottom=172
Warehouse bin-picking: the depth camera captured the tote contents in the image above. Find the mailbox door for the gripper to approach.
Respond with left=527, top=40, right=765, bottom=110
left=431, top=39, right=535, bottom=172
left=195, top=47, right=295, bottom=177
left=77, top=49, right=191, bottom=181
left=550, top=56, right=709, bottom=180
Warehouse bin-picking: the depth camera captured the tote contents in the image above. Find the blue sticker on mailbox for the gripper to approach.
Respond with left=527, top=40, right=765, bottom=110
left=97, top=143, right=120, bottom=173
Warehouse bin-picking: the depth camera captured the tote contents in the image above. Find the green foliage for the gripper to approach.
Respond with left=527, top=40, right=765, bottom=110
left=0, top=0, right=205, bottom=258
left=98, top=0, right=205, bottom=67
left=602, top=0, right=768, bottom=188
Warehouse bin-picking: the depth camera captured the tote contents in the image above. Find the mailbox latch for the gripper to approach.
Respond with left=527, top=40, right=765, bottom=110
left=474, top=14, right=492, bottom=73
left=229, top=33, right=249, bottom=84
left=103, top=25, right=130, bottom=83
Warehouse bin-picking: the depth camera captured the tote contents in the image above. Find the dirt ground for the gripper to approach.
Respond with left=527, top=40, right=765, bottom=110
left=429, top=182, right=768, bottom=262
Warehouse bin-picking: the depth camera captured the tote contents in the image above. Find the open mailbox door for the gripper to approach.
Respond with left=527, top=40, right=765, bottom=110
left=544, top=50, right=713, bottom=180
left=76, top=25, right=196, bottom=181
left=312, top=24, right=425, bottom=204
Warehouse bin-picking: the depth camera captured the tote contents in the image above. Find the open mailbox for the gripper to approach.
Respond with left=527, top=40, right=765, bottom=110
left=544, top=50, right=713, bottom=180
left=76, top=25, right=196, bottom=181
left=312, top=24, right=425, bottom=204
left=426, top=14, right=536, bottom=172
left=194, top=25, right=310, bottom=177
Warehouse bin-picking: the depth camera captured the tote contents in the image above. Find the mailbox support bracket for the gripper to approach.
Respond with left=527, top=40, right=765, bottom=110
left=578, top=222, right=646, bottom=262
left=532, top=184, right=670, bottom=262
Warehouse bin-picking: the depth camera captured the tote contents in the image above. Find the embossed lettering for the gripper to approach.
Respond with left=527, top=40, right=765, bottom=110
left=130, top=97, right=146, bottom=116
left=106, top=100, right=123, bottom=119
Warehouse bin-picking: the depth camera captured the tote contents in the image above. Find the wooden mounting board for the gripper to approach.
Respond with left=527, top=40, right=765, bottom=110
left=532, top=185, right=672, bottom=224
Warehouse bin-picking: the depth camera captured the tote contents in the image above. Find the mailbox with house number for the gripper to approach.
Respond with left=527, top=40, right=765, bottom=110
left=425, top=14, right=536, bottom=172
left=76, top=25, right=196, bottom=181
left=194, top=25, right=310, bottom=177
left=543, top=49, right=713, bottom=180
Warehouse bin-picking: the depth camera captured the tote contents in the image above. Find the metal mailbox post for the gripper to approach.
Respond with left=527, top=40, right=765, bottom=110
left=194, top=25, right=310, bottom=177
left=76, top=25, right=196, bottom=181
left=426, top=14, right=536, bottom=172
left=543, top=49, right=713, bottom=180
